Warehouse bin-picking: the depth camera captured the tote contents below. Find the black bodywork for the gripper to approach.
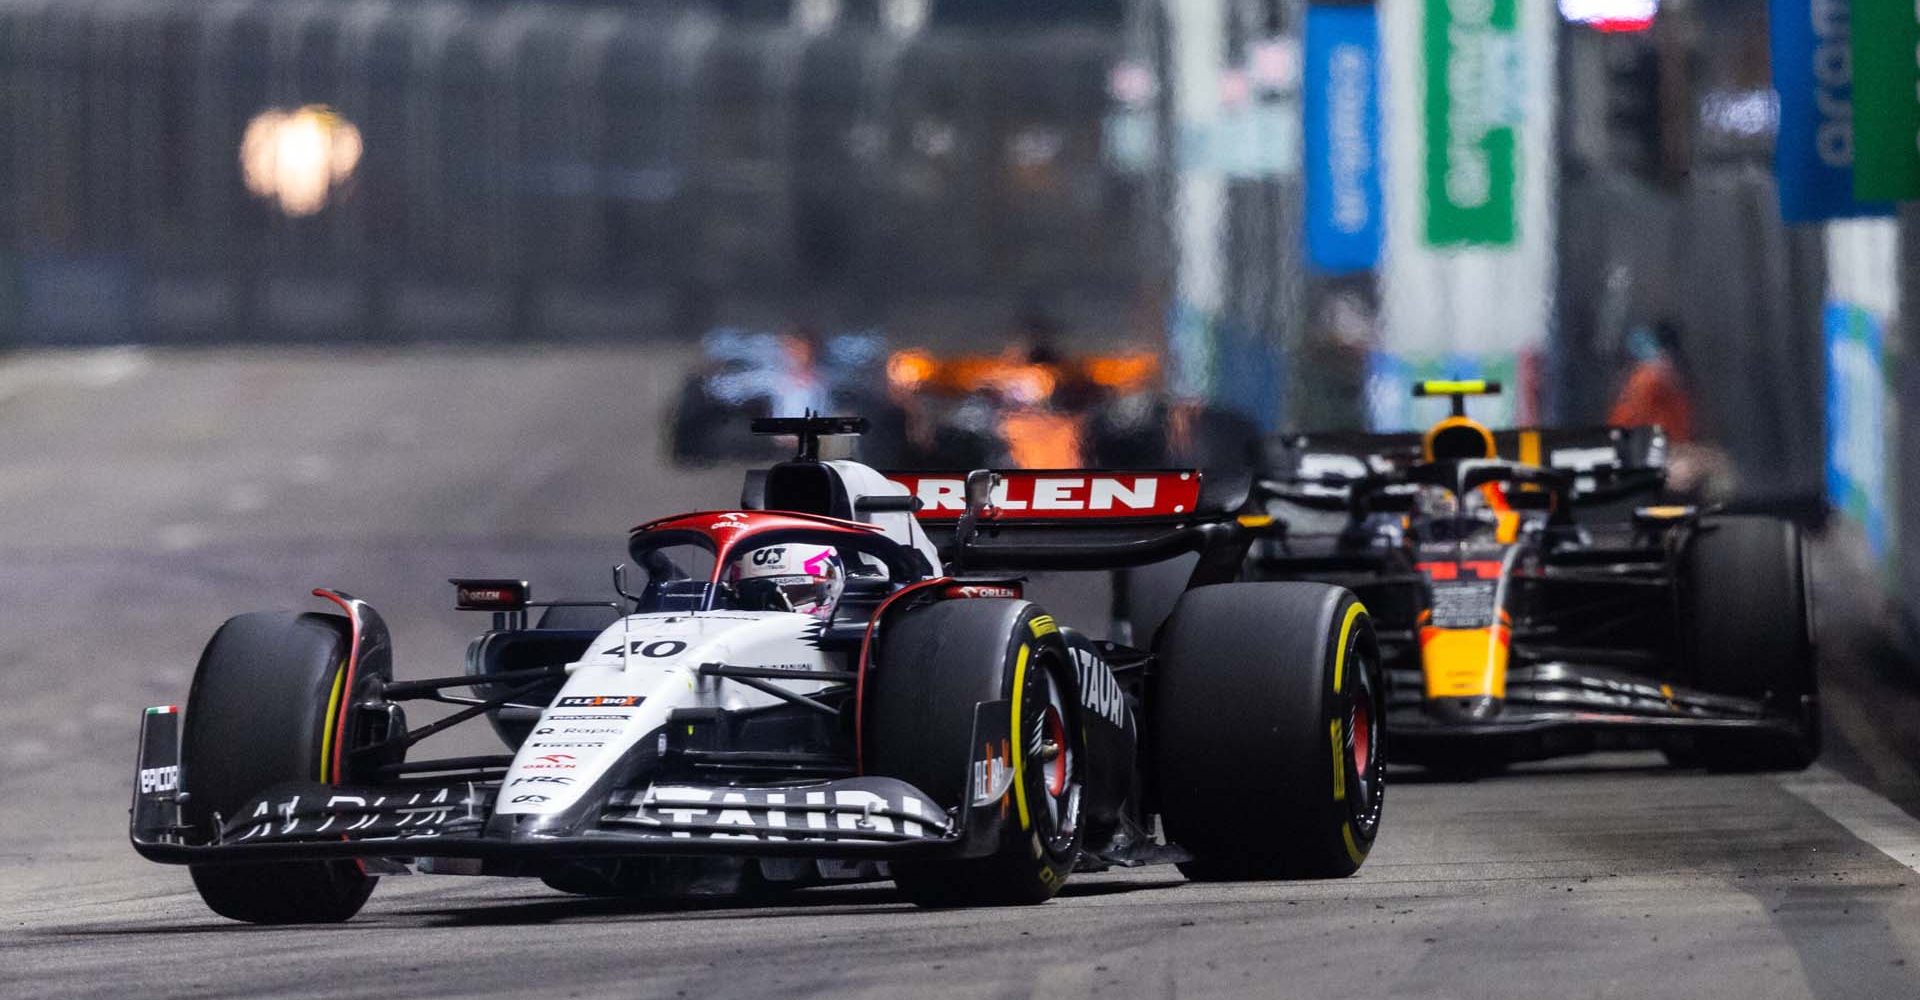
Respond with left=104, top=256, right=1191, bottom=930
left=1247, top=425, right=1810, bottom=763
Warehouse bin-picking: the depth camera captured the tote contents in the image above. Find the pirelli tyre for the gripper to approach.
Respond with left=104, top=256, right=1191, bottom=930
left=180, top=612, right=377, bottom=923
left=869, top=599, right=1084, bottom=906
left=1677, top=516, right=1820, bottom=771
left=1152, top=583, right=1383, bottom=880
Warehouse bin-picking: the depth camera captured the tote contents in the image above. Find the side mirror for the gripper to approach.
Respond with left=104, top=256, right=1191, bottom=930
left=964, top=468, right=999, bottom=513
left=951, top=469, right=1001, bottom=571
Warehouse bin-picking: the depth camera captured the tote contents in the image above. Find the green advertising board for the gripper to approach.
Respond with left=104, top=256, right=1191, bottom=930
left=1854, top=0, right=1920, bottom=201
left=1423, top=0, right=1522, bottom=247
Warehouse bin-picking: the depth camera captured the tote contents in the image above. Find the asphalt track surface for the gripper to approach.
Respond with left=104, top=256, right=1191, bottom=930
left=7, top=347, right=1920, bottom=998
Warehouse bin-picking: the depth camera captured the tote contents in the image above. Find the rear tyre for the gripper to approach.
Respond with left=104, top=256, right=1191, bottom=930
left=869, top=600, right=1084, bottom=906
left=1681, top=517, right=1819, bottom=771
left=1153, top=583, right=1383, bottom=880
left=182, top=612, right=377, bottom=923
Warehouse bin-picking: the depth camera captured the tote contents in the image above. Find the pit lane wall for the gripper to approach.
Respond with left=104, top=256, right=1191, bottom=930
left=1894, top=205, right=1920, bottom=650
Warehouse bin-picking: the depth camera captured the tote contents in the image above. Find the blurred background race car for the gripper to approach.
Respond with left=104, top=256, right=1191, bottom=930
left=668, top=328, right=910, bottom=466
left=1124, top=380, right=1820, bottom=775
left=672, top=308, right=1265, bottom=473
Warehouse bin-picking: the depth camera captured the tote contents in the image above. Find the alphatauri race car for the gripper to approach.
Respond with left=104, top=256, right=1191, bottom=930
left=1128, top=381, right=1818, bottom=774
left=132, top=416, right=1385, bottom=923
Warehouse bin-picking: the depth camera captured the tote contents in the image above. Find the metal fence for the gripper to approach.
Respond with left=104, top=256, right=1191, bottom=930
left=0, top=0, right=1143, bottom=344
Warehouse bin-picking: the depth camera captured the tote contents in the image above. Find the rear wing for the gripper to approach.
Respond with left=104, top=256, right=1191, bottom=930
left=879, top=469, right=1255, bottom=575
left=1263, top=425, right=1667, bottom=503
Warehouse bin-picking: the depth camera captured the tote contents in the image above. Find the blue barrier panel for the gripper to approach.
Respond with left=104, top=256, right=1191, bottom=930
left=1770, top=0, right=1891, bottom=222
left=1303, top=4, right=1383, bottom=273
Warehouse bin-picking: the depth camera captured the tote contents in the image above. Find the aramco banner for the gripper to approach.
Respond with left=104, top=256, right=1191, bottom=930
left=1422, top=0, right=1523, bottom=247
left=1770, top=0, right=1892, bottom=221
left=1852, top=0, right=1920, bottom=200
left=1304, top=4, right=1383, bottom=273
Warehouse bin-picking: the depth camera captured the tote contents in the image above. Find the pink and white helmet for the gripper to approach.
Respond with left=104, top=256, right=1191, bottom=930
left=725, top=543, right=845, bottom=619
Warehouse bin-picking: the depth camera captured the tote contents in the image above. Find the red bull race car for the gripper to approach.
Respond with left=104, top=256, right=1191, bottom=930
left=133, top=416, right=1384, bottom=922
left=1130, top=380, right=1818, bottom=774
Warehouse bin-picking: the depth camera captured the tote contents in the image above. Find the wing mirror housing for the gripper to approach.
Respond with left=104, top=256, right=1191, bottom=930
left=964, top=468, right=998, bottom=512
left=951, top=469, right=1001, bottom=570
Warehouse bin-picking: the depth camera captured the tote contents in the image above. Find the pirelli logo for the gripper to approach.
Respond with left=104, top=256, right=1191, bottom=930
left=1028, top=615, right=1058, bottom=638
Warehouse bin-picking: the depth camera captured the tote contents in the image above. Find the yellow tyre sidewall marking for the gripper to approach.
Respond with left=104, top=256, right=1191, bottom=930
left=1332, top=601, right=1366, bottom=695
left=1011, top=642, right=1033, bottom=831
left=1342, top=822, right=1366, bottom=865
left=1330, top=601, right=1367, bottom=810
left=319, top=660, right=348, bottom=783
left=1329, top=719, right=1346, bottom=802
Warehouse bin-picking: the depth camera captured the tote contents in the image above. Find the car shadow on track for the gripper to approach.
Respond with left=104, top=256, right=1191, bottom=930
left=32, top=877, right=1189, bottom=936
left=400, top=876, right=1190, bottom=928
left=1387, top=755, right=1683, bottom=785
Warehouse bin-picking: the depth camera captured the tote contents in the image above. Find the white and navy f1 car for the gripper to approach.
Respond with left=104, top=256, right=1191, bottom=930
left=1210, top=380, right=1819, bottom=773
left=132, top=416, right=1384, bottom=923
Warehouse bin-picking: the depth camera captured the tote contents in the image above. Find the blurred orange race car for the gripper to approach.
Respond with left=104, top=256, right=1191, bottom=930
left=882, top=346, right=1185, bottom=470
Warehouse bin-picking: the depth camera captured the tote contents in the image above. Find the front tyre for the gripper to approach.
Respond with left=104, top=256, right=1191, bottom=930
left=1153, top=583, right=1383, bottom=880
left=869, top=599, right=1084, bottom=906
left=182, top=612, right=377, bottom=923
left=1680, top=516, right=1819, bottom=771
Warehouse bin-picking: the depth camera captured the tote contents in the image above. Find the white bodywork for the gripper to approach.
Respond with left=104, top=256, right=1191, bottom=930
left=498, top=458, right=941, bottom=819
left=823, top=458, right=942, bottom=570
left=497, top=611, right=845, bottom=817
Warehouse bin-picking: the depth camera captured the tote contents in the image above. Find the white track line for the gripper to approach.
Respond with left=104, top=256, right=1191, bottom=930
left=1779, top=764, right=1920, bottom=873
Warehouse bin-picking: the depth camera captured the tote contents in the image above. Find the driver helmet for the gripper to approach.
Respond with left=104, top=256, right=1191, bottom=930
left=725, top=543, right=845, bottom=619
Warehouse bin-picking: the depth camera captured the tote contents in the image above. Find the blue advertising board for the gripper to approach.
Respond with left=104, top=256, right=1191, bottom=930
left=1304, top=4, right=1383, bottom=273
left=1770, top=0, right=1891, bottom=222
left=1826, top=301, right=1890, bottom=558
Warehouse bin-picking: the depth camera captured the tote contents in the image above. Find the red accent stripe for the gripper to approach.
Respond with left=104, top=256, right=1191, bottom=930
left=311, top=589, right=361, bottom=786
left=853, top=577, right=953, bottom=774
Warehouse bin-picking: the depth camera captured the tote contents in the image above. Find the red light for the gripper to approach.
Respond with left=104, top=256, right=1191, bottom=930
left=1560, top=0, right=1657, bottom=33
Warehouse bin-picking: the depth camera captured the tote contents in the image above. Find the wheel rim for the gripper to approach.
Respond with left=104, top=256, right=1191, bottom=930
left=1042, top=704, right=1070, bottom=797
left=1351, top=696, right=1372, bottom=778
left=1028, top=656, right=1080, bottom=851
left=1344, top=632, right=1384, bottom=837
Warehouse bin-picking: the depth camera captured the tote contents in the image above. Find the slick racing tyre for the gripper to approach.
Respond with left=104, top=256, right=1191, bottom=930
left=869, top=599, right=1084, bottom=906
left=1153, top=583, right=1383, bottom=880
left=1678, top=516, right=1819, bottom=771
left=181, top=612, right=377, bottom=923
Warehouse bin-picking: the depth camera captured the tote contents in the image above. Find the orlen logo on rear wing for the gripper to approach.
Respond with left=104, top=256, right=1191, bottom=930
left=883, top=471, right=1203, bottom=521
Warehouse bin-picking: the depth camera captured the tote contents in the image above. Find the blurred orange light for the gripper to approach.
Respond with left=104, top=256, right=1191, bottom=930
left=990, top=364, right=1057, bottom=406
left=888, top=349, right=938, bottom=390
left=1083, top=353, right=1160, bottom=391
left=240, top=105, right=363, bottom=217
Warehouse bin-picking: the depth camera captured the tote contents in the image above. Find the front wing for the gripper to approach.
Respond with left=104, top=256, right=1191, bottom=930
left=1386, top=660, right=1807, bottom=760
left=131, top=706, right=1002, bottom=867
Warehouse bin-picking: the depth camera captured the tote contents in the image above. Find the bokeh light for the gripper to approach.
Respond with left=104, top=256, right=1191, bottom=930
left=239, top=105, right=364, bottom=218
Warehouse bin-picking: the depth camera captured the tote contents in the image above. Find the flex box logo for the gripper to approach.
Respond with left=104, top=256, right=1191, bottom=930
left=884, top=471, right=1202, bottom=521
